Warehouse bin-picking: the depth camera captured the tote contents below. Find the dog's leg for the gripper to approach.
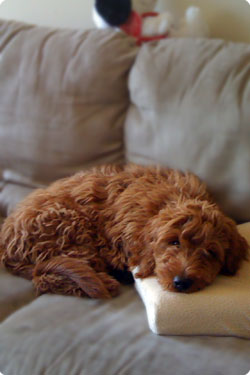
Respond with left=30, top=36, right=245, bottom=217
left=32, top=256, right=120, bottom=299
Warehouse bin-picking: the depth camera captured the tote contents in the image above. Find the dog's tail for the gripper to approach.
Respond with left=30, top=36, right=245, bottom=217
left=32, top=257, right=118, bottom=298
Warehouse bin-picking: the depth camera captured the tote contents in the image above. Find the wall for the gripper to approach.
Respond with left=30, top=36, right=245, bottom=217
left=0, top=0, right=250, bottom=42
left=0, top=0, right=95, bottom=30
left=157, top=0, right=250, bottom=43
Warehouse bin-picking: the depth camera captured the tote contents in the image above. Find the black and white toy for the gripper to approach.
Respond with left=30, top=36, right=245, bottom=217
left=93, top=0, right=209, bottom=45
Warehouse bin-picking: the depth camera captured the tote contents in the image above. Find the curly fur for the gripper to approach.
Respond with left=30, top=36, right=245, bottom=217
left=0, top=164, right=248, bottom=298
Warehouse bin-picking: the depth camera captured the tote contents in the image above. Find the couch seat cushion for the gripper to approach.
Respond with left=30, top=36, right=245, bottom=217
left=0, top=287, right=250, bottom=375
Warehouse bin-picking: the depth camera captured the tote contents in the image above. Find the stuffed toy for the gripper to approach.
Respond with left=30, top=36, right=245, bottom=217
left=93, top=0, right=209, bottom=45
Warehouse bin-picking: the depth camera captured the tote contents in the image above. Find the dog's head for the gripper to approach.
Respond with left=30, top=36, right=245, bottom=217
left=143, top=200, right=248, bottom=293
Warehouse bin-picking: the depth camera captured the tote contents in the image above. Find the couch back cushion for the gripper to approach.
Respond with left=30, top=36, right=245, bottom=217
left=0, top=20, right=138, bottom=215
left=125, top=38, right=250, bottom=222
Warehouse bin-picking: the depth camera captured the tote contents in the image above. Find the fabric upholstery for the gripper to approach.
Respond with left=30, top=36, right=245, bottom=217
left=0, top=19, right=138, bottom=215
left=0, top=215, right=35, bottom=322
left=0, top=287, right=249, bottom=375
left=0, top=267, right=35, bottom=323
left=135, top=223, right=250, bottom=338
left=125, top=38, right=250, bottom=222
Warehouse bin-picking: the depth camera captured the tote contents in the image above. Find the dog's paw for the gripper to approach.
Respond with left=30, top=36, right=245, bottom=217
left=105, top=278, right=121, bottom=298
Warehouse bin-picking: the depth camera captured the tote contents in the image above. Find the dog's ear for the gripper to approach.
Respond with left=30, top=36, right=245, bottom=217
left=220, top=218, right=249, bottom=276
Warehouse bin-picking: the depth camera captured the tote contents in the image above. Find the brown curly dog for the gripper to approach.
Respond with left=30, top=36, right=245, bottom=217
left=0, top=164, right=248, bottom=298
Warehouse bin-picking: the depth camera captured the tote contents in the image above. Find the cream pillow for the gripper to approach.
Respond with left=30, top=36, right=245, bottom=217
left=134, top=223, right=250, bottom=338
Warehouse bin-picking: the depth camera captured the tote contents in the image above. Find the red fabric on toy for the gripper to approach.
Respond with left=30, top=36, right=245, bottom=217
left=120, top=11, right=169, bottom=45
left=120, top=11, right=142, bottom=40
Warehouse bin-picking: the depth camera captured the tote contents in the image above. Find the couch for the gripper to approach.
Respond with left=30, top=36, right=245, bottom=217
left=0, top=19, right=249, bottom=375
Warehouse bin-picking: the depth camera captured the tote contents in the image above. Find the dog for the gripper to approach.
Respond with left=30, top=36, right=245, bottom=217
left=0, top=164, right=248, bottom=298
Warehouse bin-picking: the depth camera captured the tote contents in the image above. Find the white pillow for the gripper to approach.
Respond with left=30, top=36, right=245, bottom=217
left=134, top=223, right=250, bottom=338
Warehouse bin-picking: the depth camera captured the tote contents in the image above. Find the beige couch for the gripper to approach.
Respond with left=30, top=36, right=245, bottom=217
left=0, top=19, right=250, bottom=375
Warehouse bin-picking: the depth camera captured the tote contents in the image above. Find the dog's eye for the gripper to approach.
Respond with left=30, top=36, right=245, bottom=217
left=169, top=240, right=180, bottom=247
left=207, top=249, right=217, bottom=259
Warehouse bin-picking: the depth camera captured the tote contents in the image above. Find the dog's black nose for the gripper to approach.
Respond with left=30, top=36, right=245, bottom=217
left=173, top=276, right=193, bottom=292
